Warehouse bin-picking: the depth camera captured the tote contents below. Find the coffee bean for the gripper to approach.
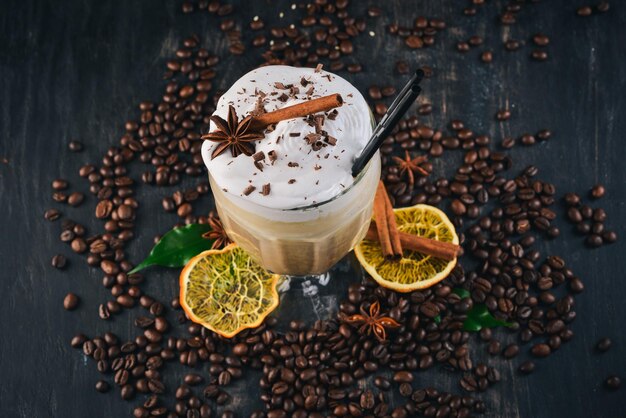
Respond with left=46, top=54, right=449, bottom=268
left=518, top=361, right=535, bottom=374
left=532, top=34, right=550, bottom=46
left=52, top=179, right=69, bottom=190
left=393, top=371, right=414, bottom=383
left=480, top=51, right=493, bottom=63
left=67, top=192, right=85, bottom=207
left=605, top=375, right=621, bottom=390
left=596, top=337, right=612, bottom=352
left=590, top=184, right=605, bottom=199
left=44, top=209, right=61, bottom=221
left=597, top=2, right=610, bottom=12
left=396, top=61, right=409, bottom=74
left=52, top=254, right=67, bottom=269
left=64, top=293, right=79, bottom=310
left=68, top=140, right=84, bottom=152
left=405, top=36, right=424, bottom=49
left=503, top=344, right=519, bottom=359
left=530, top=343, right=551, bottom=357
left=531, top=50, right=548, bottom=61
left=577, top=6, right=593, bottom=16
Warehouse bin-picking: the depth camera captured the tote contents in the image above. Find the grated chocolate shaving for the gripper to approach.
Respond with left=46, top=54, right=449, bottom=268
left=261, top=183, right=271, bottom=196
left=327, top=109, right=338, bottom=120
left=287, top=162, right=299, bottom=167
left=243, top=185, right=256, bottom=196
left=289, top=132, right=301, bottom=137
left=300, top=77, right=310, bottom=87
left=315, top=63, right=323, bottom=73
left=254, top=161, right=264, bottom=172
left=288, top=179, right=296, bottom=184
left=252, top=151, right=265, bottom=161
left=268, top=150, right=277, bottom=163
left=325, top=135, right=337, bottom=146
left=277, top=93, right=289, bottom=102
left=305, top=133, right=322, bottom=144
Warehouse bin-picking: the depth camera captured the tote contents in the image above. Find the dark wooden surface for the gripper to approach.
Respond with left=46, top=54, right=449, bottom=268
left=1, top=0, right=625, bottom=417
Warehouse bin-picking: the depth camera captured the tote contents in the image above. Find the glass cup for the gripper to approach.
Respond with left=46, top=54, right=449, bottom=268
left=209, top=152, right=381, bottom=279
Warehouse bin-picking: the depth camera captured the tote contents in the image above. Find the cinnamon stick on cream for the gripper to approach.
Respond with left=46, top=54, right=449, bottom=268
left=249, top=94, right=343, bottom=130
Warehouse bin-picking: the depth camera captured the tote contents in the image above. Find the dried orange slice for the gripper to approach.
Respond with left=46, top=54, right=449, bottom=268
left=355, top=204, right=459, bottom=292
left=179, top=244, right=280, bottom=338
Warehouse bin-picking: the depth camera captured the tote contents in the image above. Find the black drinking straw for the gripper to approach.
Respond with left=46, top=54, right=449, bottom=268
left=351, top=69, right=425, bottom=177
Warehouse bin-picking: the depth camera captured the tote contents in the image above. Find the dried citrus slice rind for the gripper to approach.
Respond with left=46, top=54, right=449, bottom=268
left=179, top=244, right=280, bottom=338
left=355, top=204, right=459, bottom=292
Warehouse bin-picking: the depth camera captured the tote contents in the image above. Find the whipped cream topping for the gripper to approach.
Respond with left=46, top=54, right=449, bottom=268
left=201, top=65, right=372, bottom=210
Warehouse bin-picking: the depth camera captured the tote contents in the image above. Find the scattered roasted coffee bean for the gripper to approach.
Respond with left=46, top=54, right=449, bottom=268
left=64, top=293, right=79, bottom=310
left=68, top=140, right=84, bottom=152
left=51, top=254, right=67, bottom=269
left=605, top=375, right=621, bottom=390
left=577, top=6, right=593, bottom=16
left=531, top=343, right=551, bottom=357
left=590, top=184, right=605, bottom=199
left=596, top=337, right=612, bottom=352
left=96, top=380, right=110, bottom=393
left=68, top=192, right=85, bottom=207
left=518, top=361, right=535, bottom=375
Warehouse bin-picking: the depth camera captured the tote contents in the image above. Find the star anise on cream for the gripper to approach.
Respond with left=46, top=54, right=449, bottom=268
left=392, top=151, right=430, bottom=187
left=202, top=214, right=232, bottom=250
left=342, top=300, right=400, bottom=342
left=202, top=105, right=265, bottom=159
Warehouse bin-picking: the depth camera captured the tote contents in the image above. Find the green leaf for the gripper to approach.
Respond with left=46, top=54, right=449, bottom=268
left=452, top=287, right=470, bottom=299
left=462, top=304, right=513, bottom=332
left=433, top=315, right=441, bottom=324
left=129, top=224, right=214, bottom=274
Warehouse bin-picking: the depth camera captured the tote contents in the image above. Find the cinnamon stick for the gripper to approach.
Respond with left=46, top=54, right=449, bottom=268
left=250, top=94, right=343, bottom=129
left=365, top=223, right=460, bottom=262
left=374, top=181, right=403, bottom=259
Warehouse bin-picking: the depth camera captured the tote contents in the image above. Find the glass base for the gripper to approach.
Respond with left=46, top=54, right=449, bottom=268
left=273, top=253, right=364, bottom=330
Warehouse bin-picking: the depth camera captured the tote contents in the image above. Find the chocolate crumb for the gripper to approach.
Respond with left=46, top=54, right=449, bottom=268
left=278, top=93, right=289, bottom=102
left=254, top=161, right=264, bottom=172
left=327, top=109, right=338, bottom=120
left=315, top=63, right=323, bottom=73
left=289, top=132, right=301, bottom=137
left=300, top=77, right=310, bottom=87
left=252, top=151, right=265, bottom=161
left=261, top=183, right=271, bottom=196
left=305, top=133, right=322, bottom=144
left=268, top=150, right=277, bottom=163
left=287, top=162, right=300, bottom=167
left=243, top=185, right=256, bottom=196
left=305, top=86, right=315, bottom=96
left=326, top=135, right=337, bottom=145
left=274, top=82, right=287, bottom=89
left=288, top=179, right=296, bottom=184
left=314, top=164, right=322, bottom=170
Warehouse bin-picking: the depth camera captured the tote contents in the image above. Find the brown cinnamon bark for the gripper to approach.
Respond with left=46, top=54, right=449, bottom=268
left=365, top=223, right=460, bottom=261
left=250, top=94, right=343, bottom=129
left=374, top=181, right=403, bottom=259
left=373, top=182, right=393, bottom=259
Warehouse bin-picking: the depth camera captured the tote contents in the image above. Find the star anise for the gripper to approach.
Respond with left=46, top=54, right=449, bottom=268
left=202, top=105, right=265, bottom=159
left=392, top=151, right=430, bottom=187
left=343, top=300, right=400, bottom=342
left=202, top=214, right=232, bottom=250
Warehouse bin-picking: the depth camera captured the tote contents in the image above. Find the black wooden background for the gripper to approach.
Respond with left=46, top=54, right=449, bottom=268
left=1, top=0, right=625, bottom=417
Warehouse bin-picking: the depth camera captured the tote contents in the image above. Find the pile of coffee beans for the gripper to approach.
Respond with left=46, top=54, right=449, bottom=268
left=44, top=1, right=621, bottom=417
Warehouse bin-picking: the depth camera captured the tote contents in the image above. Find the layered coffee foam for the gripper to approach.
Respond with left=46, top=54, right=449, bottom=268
left=202, top=65, right=372, bottom=210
